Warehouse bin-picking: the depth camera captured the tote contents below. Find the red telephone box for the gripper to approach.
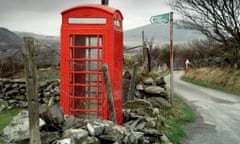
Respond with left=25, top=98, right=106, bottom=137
left=60, top=4, right=123, bottom=124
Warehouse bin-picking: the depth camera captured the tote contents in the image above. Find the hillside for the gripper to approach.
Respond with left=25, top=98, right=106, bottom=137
left=0, top=28, right=22, bottom=46
left=15, top=31, right=59, bottom=44
left=0, top=28, right=60, bottom=66
left=124, top=23, right=206, bottom=47
left=15, top=31, right=60, bottom=66
left=0, top=28, right=23, bottom=59
left=0, top=24, right=206, bottom=65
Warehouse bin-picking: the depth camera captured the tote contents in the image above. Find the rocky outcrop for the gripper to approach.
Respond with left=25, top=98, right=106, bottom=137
left=0, top=79, right=60, bottom=112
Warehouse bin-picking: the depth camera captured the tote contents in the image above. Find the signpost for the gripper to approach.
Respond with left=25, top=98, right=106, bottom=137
left=150, top=12, right=174, bottom=105
left=150, top=13, right=170, bottom=24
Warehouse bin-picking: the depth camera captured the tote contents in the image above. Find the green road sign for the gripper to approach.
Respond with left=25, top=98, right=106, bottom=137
left=150, top=13, right=169, bottom=24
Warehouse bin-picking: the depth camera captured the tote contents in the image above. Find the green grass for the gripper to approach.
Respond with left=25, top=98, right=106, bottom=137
left=181, top=76, right=240, bottom=95
left=0, top=108, right=23, bottom=143
left=0, top=108, right=23, bottom=131
left=163, top=120, right=186, bottom=144
left=172, top=96, right=195, bottom=124
left=159, top=95, right=195, bottom=144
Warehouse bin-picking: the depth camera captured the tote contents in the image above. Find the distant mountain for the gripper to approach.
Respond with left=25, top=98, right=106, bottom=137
left=124, top=23, right=206, bottom=47
left=0, top=27, right=22, bottom=46
left=0, top=23, right=205, bottom=66
left=15, top=31, right=60, bottom=66
left=0, top=27, right=23, bottom=59
left=0, top=28, right=60, bottom=67
left=15, top=31, right=59, bottom=43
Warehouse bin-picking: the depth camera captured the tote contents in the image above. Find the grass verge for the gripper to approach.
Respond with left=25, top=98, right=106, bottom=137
left=182, top=76, right=240, bottom=95
left=0, top=108, right=23, bottom=143
left=159, top=94, right=195, bottom=144
left=182, top=68, right=240, bottom=95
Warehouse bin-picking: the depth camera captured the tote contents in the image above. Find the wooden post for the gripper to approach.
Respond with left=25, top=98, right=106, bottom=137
left=127, top=63, right=137, bottom=101
left=169, top=12, right=174, bottom=106
left=142, top=31, right=145, bottom=63
left=146, top=48, right=151, bottom=72
left=142, top=31, right=149, bottom=72
left=23, top=37, right=41, bottom=144
left=142, top=31, right=146, bottom=71
left=102, top=64, right=116, bottom=124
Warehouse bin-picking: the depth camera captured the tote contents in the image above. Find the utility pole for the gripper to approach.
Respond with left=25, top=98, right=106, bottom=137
left=149, top=12, right=174, bottom=105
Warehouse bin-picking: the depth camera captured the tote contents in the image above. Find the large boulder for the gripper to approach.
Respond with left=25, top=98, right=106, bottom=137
left=124, top=99, right=152, bottom=109
left=123, top=100, right=154, bottom=122
left=87, top=120, right=113, bottom=136
left=39, top=104, right=64, bottom=125
left=155, top=77, right=166, bottom=89
left=62, top=115, right=86, bottom=131
left=0, top=99, right=8, bottom=112
left=142, top=77, right=154, bottom=85
left=61, top=128, right=88, bottom=144
left=144, top=86, right=165, bottom=95
left=148, top=97, right=171, bottom=108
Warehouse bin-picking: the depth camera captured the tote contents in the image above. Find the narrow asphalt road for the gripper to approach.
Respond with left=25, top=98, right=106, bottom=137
left=166, top=71, right=240, bottom=144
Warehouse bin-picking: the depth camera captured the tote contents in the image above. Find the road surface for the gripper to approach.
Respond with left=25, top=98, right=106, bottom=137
left=166, top=71, right=240, bottom=144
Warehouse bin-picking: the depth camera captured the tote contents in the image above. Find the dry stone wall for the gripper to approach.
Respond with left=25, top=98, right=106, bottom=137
left=0, top=79, right=60, bottom=112
left=0, top=75, right=173, bottom=144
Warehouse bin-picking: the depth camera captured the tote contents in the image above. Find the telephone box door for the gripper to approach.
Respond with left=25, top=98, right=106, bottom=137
left=67, top=32, right=106, bottom=120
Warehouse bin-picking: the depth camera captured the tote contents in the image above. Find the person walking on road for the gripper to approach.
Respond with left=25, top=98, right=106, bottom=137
left=185, top=59, right=190, bottom=73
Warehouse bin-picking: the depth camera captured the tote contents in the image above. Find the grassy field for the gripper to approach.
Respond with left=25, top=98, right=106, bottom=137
left=182, top=67, right=240, bottom=95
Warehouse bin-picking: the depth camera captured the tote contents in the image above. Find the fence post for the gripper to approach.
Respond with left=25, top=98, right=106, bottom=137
left=127, top=63, right=137, bottom=101
left=23, top=37, right=41, bottom=144
left=102, top=64, right=116, bottom=124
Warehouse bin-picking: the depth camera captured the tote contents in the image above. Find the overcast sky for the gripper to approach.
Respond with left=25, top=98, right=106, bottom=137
left=0, top=0, right=171, bottom=36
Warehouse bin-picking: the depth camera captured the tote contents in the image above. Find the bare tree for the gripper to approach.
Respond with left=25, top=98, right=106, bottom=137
left=170, top=0, right=240, bottom=67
